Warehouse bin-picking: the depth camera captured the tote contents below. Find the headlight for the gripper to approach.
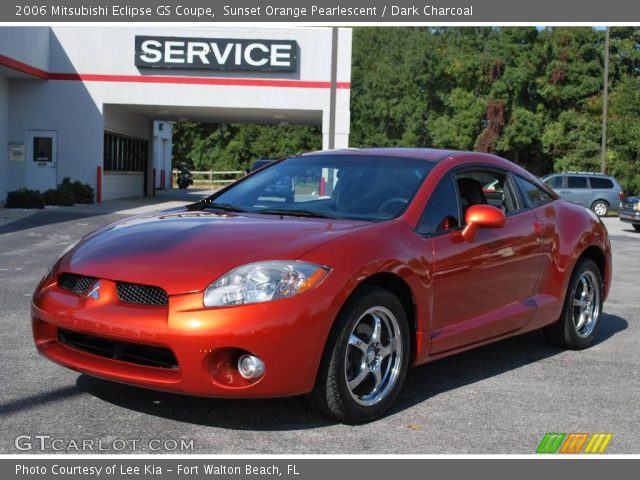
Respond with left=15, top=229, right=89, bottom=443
left=203, top=261, right=330, bottom=307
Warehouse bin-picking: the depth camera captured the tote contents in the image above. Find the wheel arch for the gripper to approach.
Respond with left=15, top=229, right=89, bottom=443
left=576, top=244, right=607, bottom=292
left=350, top=272, right=418, bottom=361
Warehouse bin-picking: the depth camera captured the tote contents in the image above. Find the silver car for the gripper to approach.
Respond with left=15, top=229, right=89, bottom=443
left=541, top=172, right=623, bottom=216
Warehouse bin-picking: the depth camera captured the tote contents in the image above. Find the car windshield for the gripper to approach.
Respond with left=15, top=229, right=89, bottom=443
left=202, top=155, right=435, bottom=221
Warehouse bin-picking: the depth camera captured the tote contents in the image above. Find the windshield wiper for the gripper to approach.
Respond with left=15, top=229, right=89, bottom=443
left=258, top=208, right=335, bottom=219
left=199, top=202, right=245, bottom=213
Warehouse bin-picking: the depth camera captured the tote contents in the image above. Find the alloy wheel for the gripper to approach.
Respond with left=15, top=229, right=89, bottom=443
left=572, top=270, right=601, bottom=337
left=344, top=306, right=403, bottom=406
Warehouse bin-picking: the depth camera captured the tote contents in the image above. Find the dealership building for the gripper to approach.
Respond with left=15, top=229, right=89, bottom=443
left=0, top=26, right=352, bottom=201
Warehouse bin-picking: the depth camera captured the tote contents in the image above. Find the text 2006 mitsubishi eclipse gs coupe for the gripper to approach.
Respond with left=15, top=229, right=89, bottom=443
left=33, top=149, right=612, bottom=423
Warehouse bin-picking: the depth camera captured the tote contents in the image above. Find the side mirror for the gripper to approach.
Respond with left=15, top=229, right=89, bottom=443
left=460, top=204, right=506, bottom=242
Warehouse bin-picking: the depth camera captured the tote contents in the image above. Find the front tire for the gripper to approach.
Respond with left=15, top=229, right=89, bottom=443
left=591, top=200, right=609, bottom=217
left=309, top=286, right=410, bottom=424
left=633, top=224, right=640, bottom=232
left=544, top=258, right=603, bottom=350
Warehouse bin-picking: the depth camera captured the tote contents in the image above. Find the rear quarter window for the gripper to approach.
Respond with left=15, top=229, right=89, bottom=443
left=589, top=177, right=614, bottom=189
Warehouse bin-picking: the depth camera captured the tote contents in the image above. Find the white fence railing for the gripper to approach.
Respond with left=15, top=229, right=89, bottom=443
left=173, top=169, right=245, bottom=187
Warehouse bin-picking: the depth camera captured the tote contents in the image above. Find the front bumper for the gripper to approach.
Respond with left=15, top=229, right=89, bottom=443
left=32, top=272, right=348, bottom=398
left=620, top=210, right=640, bottom=224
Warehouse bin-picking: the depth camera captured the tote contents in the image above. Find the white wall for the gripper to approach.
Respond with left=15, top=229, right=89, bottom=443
left=0, top=27, right=50, bottom=72
left=7, top=79, right=103, bottom=191
left=102, top=173, right=144, bottom=201
left=104, top=106, right=150, bottom=139
left=0, top=76, right=8, bottom=200
left=2, top=26, right=352, bottom=200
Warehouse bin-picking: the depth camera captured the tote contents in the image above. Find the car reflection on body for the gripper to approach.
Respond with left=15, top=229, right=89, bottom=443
left=33, top=149, right=611, bottom=423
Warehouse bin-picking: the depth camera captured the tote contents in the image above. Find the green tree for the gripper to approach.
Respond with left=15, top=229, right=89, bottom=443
left=171, top=27, right=640, bottom=193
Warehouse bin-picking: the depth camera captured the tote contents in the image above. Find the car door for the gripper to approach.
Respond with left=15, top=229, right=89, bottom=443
left=560, top=175, right=590, bottom=207
left=419, top=168, right=543, bottom=354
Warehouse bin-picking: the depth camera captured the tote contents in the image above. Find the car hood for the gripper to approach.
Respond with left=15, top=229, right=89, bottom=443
left=623, top=196, right=639, bottom=203
left=59, top=208, right=371, bottom=295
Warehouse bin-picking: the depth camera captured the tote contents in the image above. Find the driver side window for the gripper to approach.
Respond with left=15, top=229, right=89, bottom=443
left=454, top=170, right=519, bottom=219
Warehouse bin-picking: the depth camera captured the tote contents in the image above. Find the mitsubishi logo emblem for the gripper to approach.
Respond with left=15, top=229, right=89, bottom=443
left=86, top=281, right=101, bottom=300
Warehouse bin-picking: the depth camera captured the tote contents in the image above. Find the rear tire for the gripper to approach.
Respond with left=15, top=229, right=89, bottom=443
left=544, top=258, right=603, bottom=350
left=591, top=200, right=609, bottom=217
left=633, top=224, right=640, bottom=232
left=309, top=286, right=410, bottom=424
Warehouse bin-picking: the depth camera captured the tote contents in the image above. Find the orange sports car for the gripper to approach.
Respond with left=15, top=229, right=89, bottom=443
left=32, top=149, right=611, bottom=423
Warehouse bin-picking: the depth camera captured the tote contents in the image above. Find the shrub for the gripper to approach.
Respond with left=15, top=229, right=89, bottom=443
left=59, top=177, right=94, bottom=204
left=5, top=188, right=45, bottom=209
left=43, top=187, right=75, bottom=206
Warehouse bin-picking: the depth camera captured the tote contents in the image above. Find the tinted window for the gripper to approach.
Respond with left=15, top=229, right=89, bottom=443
left=515, top=176, right=554, bottom=208
left=455, top=170, right=519, bottom=215
left=211, top=155, right=435, bottom=222
left=567, top=176, right=588, bottom=188
left=590, top=177, right=614, bottom=189
left=103, top=132, right=147, bottom=172
left=544, top=176, right=563, bottom=189
left=418, top=175, right=460, bottom=235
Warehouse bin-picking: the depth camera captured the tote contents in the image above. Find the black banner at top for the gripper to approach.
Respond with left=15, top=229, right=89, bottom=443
left=3, top=0, right=640, bottom=22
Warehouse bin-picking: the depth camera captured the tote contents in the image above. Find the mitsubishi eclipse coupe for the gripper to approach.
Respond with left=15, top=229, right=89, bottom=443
left=32, top=149, right=612, bottom=423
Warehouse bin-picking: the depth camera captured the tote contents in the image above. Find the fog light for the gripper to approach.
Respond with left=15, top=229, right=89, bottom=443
left=237, top=354, right=265, bottom=380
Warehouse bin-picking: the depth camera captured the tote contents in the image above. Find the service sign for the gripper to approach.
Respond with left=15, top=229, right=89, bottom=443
left=134, top=36, right=298, bottom=72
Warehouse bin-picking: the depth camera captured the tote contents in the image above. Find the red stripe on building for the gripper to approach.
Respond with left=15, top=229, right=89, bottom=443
left=48, top=73, right=351, bottom=89
left=0, top=55, right=350, bottom=89
left=0, top=54, right=49, bottom=79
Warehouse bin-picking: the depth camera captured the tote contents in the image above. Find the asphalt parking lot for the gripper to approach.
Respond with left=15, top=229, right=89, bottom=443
left=0, top=194, right=638, bottom=454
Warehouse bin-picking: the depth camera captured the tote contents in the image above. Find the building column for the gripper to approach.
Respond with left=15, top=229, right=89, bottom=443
left=0, top=77, right=8, bottom=201
left=322, top=108, right=350, bottom=150
left=146, top=119, right=155, bottom=196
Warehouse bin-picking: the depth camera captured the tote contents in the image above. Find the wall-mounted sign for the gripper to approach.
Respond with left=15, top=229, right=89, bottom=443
left=9, top=141, right=25, bottom=162
left=135, top=36, right=298, bottom=72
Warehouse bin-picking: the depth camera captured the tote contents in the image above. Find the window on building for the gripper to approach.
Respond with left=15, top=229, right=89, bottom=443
left=103, top=132, right=148, bottom=173
left=33, top=137, right=53, bottom=162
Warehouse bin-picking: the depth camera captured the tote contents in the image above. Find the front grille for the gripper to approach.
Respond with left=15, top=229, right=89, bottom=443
left=117, top=282, right=168, bottom=306
left=58, top=329, right=178, bottom=369
left=58, top=273, right=97, bottom=295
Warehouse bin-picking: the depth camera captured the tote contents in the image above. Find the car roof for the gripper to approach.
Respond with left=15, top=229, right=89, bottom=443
left=301, top=147, right=463, bottom=162
left=547, top=172, right=615, bottom=177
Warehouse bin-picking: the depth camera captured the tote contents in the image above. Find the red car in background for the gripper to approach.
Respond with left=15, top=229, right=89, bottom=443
left=32, top=149, right=612, bottom=423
